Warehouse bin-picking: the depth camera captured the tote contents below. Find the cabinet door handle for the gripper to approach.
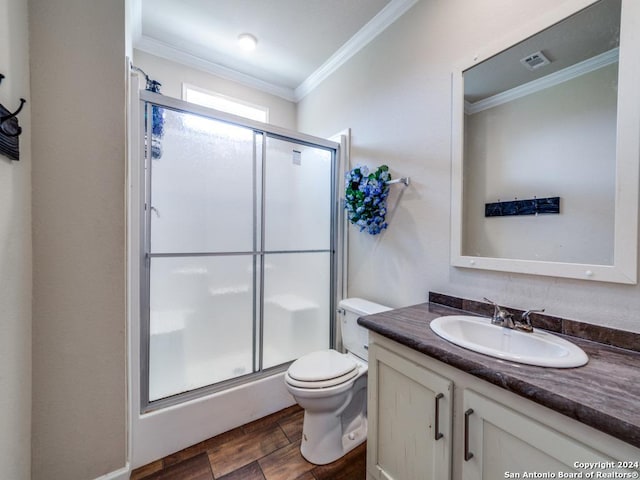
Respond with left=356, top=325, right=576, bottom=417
left=434, top=393, right=444, bottom=440
left=464, top=408, right=474, bottom=461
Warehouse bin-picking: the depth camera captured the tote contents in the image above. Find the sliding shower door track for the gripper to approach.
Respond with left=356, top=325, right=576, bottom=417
left=143, top=363, right=292, bottom=413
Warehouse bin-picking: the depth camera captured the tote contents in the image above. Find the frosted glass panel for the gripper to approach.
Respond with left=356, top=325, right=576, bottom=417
left=148, top=255, right=254, bottom=401
left=142, top=99, right=336, bottom=406
left=150, top=107, right=255, bottom=253
left=264, top=137, right=332, bottom=251
left=262, top=252, right=330, bottom=368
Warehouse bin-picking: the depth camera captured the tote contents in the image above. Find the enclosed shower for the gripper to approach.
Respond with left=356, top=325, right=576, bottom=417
left=138, top=91, right=340, bottom=409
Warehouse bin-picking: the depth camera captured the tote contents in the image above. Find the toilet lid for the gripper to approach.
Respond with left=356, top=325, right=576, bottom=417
left=286, top=368, right=360, bottom=389
left=288, top=350, right=357, bottom=383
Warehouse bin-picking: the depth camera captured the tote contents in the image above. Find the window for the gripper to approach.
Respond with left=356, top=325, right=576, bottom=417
left=182, top=84, right=269, bottom=123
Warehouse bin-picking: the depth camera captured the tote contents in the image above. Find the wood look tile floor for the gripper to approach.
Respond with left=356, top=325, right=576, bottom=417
left=130, top=405, right=367, bottom=480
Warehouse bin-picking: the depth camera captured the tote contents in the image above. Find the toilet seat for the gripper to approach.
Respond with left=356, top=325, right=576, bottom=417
left=286, top=350, right=359, bottom=389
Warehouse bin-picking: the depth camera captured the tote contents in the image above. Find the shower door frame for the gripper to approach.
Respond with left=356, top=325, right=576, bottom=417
left=137, top=90, right=342, bottom=413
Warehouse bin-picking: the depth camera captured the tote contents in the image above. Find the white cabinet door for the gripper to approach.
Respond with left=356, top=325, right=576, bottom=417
left=462, top=389, right=627, bottom=480
left=368, top=344, right=453, bottom=480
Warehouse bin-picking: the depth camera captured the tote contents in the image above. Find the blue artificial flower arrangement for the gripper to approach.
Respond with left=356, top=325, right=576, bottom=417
left=146, top=77, right=164, bottom=159
left=345, top=165, right=391, bottom=235
left=150, top=105, right=164, bottom=160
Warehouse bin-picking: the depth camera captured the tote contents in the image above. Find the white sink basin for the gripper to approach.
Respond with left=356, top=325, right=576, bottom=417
left=430, top=315, right=588, bottom=368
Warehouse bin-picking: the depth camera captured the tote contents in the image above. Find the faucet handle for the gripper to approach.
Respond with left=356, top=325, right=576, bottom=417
left=483, top=297, right=500, bottom=313
left=521, top=309, right=545, bottom=324
left=515, top=309, right=545, bottom=332
left=483, top=297, right=500, bottom=319
left=483, top=298, right=510, bottom=315
left=483, top=298, right=513, bottom=326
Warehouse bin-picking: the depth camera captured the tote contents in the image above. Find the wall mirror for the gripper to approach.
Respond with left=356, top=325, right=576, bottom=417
left=451, top=0, right=640, bottom=284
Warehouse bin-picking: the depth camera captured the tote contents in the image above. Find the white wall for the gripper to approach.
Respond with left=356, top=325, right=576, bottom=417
left=298, top=0, right=640, bottom=334
left=0, top=0, right=31, bottom=478
left=30, top=0, right=127, bottom=478
left=133, top=50, right=297, bottom=130
left=463, top=64, right=617, bottom=264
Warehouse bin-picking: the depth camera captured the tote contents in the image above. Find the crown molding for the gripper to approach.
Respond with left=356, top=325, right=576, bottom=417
left=135, top=35, right=297, bottom=102
left=133, top=0, right=417, bottom=103
left=465, top=47, right=619, bottom=115
left=294, top=0, right=419, bottom=101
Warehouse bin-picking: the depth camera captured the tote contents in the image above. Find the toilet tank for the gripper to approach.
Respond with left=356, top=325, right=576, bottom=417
left=338, top=298, right=391, bottom=361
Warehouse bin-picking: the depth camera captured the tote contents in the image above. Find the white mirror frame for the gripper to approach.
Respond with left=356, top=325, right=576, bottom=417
left=451, top=0, right=640, bottom=284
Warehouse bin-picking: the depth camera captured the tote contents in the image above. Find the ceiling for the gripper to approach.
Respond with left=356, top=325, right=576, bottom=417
left=134, top=0, right=417, bottom=101
left=464, top=0, right=620, bottom=103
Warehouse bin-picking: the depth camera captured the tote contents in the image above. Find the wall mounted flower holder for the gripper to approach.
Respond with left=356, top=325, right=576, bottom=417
left=345, top=165, right=410, bottom=235
left=0, top=73, right=26, bottom=161
left=485, top=196, right=560, bottom=217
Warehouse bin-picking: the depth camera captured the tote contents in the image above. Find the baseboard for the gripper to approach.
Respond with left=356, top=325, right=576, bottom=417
left=93, top=463, right=130, bottom=480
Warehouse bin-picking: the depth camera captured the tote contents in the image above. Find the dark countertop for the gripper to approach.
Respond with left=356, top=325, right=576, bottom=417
left=358, top=302, right=640, bottom=449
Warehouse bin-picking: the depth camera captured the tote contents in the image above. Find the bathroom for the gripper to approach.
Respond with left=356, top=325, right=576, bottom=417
left=2, top=0, right=639, bottom=479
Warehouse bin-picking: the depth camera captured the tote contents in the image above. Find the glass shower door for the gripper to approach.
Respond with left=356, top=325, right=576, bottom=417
left=146, top=108, right=257, bottom=401
left=262, top=137, right=334, bottom=369
left=141, top=95, right=338, bottom=409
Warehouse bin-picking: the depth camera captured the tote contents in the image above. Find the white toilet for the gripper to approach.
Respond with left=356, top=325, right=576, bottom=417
left=284, top=297, right=391, bottom=465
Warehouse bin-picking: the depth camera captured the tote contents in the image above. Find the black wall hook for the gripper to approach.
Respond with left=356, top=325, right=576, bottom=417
left=0, top=72, right=25, bottom=161
left=485, top=196, right=560, bottom=217
left=0, top=98, right=26, bottom=137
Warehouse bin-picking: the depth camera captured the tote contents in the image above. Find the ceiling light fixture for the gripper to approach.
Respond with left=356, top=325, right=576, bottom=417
left=238, top=33, right=258, bottom=52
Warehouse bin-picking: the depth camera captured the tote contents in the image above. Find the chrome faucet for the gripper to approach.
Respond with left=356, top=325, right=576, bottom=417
left=484, top=298, right=514, bottom=328
left=484, top=299, right=544, bottom=333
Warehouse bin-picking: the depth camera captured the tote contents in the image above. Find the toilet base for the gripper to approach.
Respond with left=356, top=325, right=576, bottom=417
left=300, top=409, right=367, bottom=465
left=285, top=350, right=370, bottom=465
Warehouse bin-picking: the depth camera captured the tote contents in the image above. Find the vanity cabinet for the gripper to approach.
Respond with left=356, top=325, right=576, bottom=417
left=462, top=390, right=620, bottom=480
left=367, top=333, right=640, bottom=480
left=367, top=342, right=452, bottom=480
